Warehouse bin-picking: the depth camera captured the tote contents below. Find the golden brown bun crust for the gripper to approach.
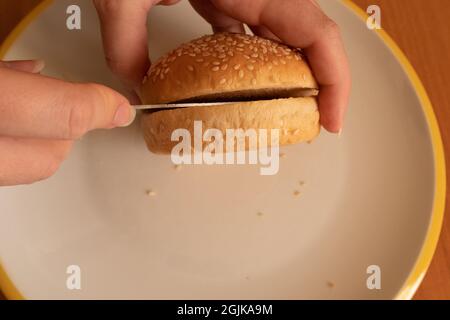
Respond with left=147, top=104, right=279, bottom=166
left=142, top=97, right=320, bottom=154
left=141, top=33, right=318, bottom=104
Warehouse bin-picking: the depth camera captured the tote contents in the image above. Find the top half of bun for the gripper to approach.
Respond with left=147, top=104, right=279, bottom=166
left=140, top=33, right=318, bottom=104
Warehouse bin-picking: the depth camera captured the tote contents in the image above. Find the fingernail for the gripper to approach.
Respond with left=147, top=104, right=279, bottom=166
left=337, top=128, right=343, bottom=137
left=113, top=104, right=136, bottom=127
left=32, top=59, right=45, bottom=73
left=2, top=59, right=45, bottom=73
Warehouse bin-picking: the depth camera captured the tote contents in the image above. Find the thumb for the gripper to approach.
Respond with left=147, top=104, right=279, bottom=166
left=0, top=67, right=136, bottom=140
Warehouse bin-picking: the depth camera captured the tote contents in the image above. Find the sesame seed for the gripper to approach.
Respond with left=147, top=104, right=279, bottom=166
left=234, top=64, right=241, bottom=70
left=202, top=52, right=211, bottom=56
left=156, top=68, right=161, bottom=75
left=212, top=61, right=221, bottom=66
left=164, top=68, right=170, bottom=74
left=239, top=70, right=244, bottom=78
left=221, top=64, right=228, bottom=70
left=218, top=54, right=226, bottom=59
left=196, top=58, right=204, bottom=63
left=220, top=78, right=227, bottom=85
left=160, top=73, right=164, bottom=80
left=251, top=53, right=259, bottom=58
left=237, top=43, right=245, bottom=47
left=280, top=59, right=287, bottom=64
left=302, top=74, right=307, bottom=80
left=236, top=48, right=244, bottom=51
left=212, top=66, right=220, bottom=72
left=244, top=55, right=250, bottom=59
left=247, top=65, right=254, bottom=71
left=252, top=79, right=257, bottom=85
left=228, top=51, right=234, bottom=57
left=187, top=65, right=194, bottom=72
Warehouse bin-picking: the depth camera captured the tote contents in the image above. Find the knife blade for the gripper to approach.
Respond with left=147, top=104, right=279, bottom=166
left=133, top=101, right=238, bottom=110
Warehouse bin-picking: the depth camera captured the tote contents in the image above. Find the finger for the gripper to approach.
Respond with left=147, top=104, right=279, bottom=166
left=0, top=59, right=45, bottom=73
left=211, top=0, right=351, bottom=132
left=249, top=25, right=280, bottom=42
left=93, top=0, right=153, bottom=88
left=305, top=30, right=351, bottom=132
left=0, top=67, right=135, bottom=140
left=0, top=137, right=72, bottom=186
left=189, top=0, right=245, bottom=34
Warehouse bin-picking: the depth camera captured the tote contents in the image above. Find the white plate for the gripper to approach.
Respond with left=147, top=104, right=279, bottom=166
left=0, top=0, right=445, bottom=299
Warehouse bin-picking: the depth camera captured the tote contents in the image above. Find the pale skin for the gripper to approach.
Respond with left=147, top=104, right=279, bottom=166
left=0, top=0, right=350, bottom=186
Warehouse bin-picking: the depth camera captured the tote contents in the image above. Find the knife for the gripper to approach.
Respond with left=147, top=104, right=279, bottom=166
left=133, top=101, right=238, bottom=110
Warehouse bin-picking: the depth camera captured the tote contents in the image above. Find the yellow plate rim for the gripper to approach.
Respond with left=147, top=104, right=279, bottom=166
left=0, top=0, right=446, bottom=300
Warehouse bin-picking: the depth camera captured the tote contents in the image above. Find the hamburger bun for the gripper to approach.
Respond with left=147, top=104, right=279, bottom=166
left=140, top=32, right=320, bottom=154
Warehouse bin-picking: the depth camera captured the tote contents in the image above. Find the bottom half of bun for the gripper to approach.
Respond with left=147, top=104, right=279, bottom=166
left=141, top=97, right=320, bottom=154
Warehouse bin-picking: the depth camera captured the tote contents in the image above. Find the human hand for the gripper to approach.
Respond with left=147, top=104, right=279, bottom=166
left=0, top=60, right=135, bottom=186
left=189, top=0, right=351, bottom=133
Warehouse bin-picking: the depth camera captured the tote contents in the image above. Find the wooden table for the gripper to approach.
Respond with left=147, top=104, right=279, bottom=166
left=0, top=0, right=449, bottom=300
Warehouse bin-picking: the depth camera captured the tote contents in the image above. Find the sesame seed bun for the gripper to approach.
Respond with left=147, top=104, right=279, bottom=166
left=140, top=32, right=320, bottom=154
